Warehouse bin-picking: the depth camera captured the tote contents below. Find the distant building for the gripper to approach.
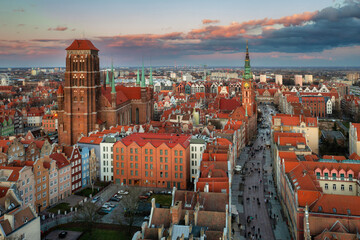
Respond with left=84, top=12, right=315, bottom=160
left=295, top=75, right=303, bottom=86
left=183, top=73, right=193, bottom=81
left=275, top=74, right=283, bottom=85
left=304, top=74, right=313, bottom=84
left=260, top=74, right=267, bottom=83
left=347, top=72, right=359, bottom=81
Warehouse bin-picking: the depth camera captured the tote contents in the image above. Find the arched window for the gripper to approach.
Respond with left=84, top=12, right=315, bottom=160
left=136, top=108, right=139, bottom=124
left=80, top=96, right=84, bottom=102
left=74, top=96, right=77, bottom=102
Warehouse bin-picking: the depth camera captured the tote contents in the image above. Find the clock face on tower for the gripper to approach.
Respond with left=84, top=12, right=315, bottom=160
left=244, top=82, right=249, bottom=88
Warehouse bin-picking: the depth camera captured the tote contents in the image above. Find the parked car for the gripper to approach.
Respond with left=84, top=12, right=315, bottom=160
left=58, top=231, right=68, bottom=239
left=100, top=206, right=112, bottom=212
left=118, top=190, right=129, bottom=195
left=139, top=195, right=149, bottom=200
left=110, top=197, right=121, bottom=202
left=91, top=196, right=100, bottom=203
left=103, top=202, right=115, bottom=208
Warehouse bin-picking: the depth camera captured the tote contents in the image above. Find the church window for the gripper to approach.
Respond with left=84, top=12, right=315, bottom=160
left=74, top=96, right=77, bottom=102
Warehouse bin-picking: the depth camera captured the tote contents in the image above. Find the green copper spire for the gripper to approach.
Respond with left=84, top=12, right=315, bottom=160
left=136, top=69, right=140, bottom=85
left=111, top=65, right=116, bottom=94
left=149, top=66, right=153, bottom=85
left=105, top=70, right=109, bottom=85
left=141, top=61, right=145, bottom=87
left=243, top=40, right=253, bottom=80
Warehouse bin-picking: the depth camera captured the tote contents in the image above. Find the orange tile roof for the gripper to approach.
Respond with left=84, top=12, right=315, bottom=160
left=278, top=151, right=297, bottom=160
left=297, top=190, right=322, bottom=207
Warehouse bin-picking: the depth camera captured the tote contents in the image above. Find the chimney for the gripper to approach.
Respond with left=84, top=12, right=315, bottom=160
left=4, top=213, right=14, bottom=230
left=151, top=197, right=156, bottom=210
left=185, top=210, right=189, bottom=225
left=194, top=203, right=200, bottom=226
left=200, top=228, right=205, bottom=237
left=158, top=224, right=164, bottom=240
left=170, top=201, right=182, bottom=224
left=168, top=224, right=173, bottom=238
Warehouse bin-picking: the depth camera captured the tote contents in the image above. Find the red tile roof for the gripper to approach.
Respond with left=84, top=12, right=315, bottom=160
left=311, top=194, right=360, bottom=215
left=50, top=153, right=70, bottom=169
left=273, top=132, right=304, bottom=142
left=322, top=155, right=346, bottom=161
left=278, top=136, right=306, bottom=146
left=116, top=86, right=142, bottom=100
left=119, top=133, right=191, bottom=148
left=57, top=85, right=64, bottom=95
left=78, top=136, right=103, bottom=144
left=0, top=166, right=22, bottom=181
left=219, top=98, right=241, bottom=112
left=0, top=186, right=9, bottom=198
left=101, top=87, right=129, bottom=105
left=66, top=39, right=99, bottom=51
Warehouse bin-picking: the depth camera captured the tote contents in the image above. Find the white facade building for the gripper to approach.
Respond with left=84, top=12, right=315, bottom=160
left=183, top=73, right=193, bottom=82
left=189, top=138, right=206, bottom=180
left=100, top=135, right=118, bottom=182
left=326, top=99, right=333, bottom=115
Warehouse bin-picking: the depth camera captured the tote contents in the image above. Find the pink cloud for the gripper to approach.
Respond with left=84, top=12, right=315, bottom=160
left=202, top=19, right=220, bottom=25
left=13, top=8, right=25, bottom=13
left=187, top=11, right=317, bottom=39
left=48, top=26, right=68, bottom=31
left=297, top=54, right=333, bottom=60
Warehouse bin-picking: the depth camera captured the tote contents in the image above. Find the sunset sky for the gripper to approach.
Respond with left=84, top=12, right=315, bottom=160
left=1, top=0, right=360, bottom=67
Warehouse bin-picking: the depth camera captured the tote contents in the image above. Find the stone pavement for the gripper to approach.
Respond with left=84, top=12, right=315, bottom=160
left=231, top=103, right=291, bottom=240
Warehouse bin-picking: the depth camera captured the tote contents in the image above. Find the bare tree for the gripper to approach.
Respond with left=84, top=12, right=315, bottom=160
left=73, top=202, right=101, bottom=236
left=119, top=187, right=143, bottom=234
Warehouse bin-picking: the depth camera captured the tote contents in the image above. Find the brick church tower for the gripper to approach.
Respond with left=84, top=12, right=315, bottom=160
left=241, top=40, right=256, bottom=117
left=58, top=40, right=101, bottom=146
